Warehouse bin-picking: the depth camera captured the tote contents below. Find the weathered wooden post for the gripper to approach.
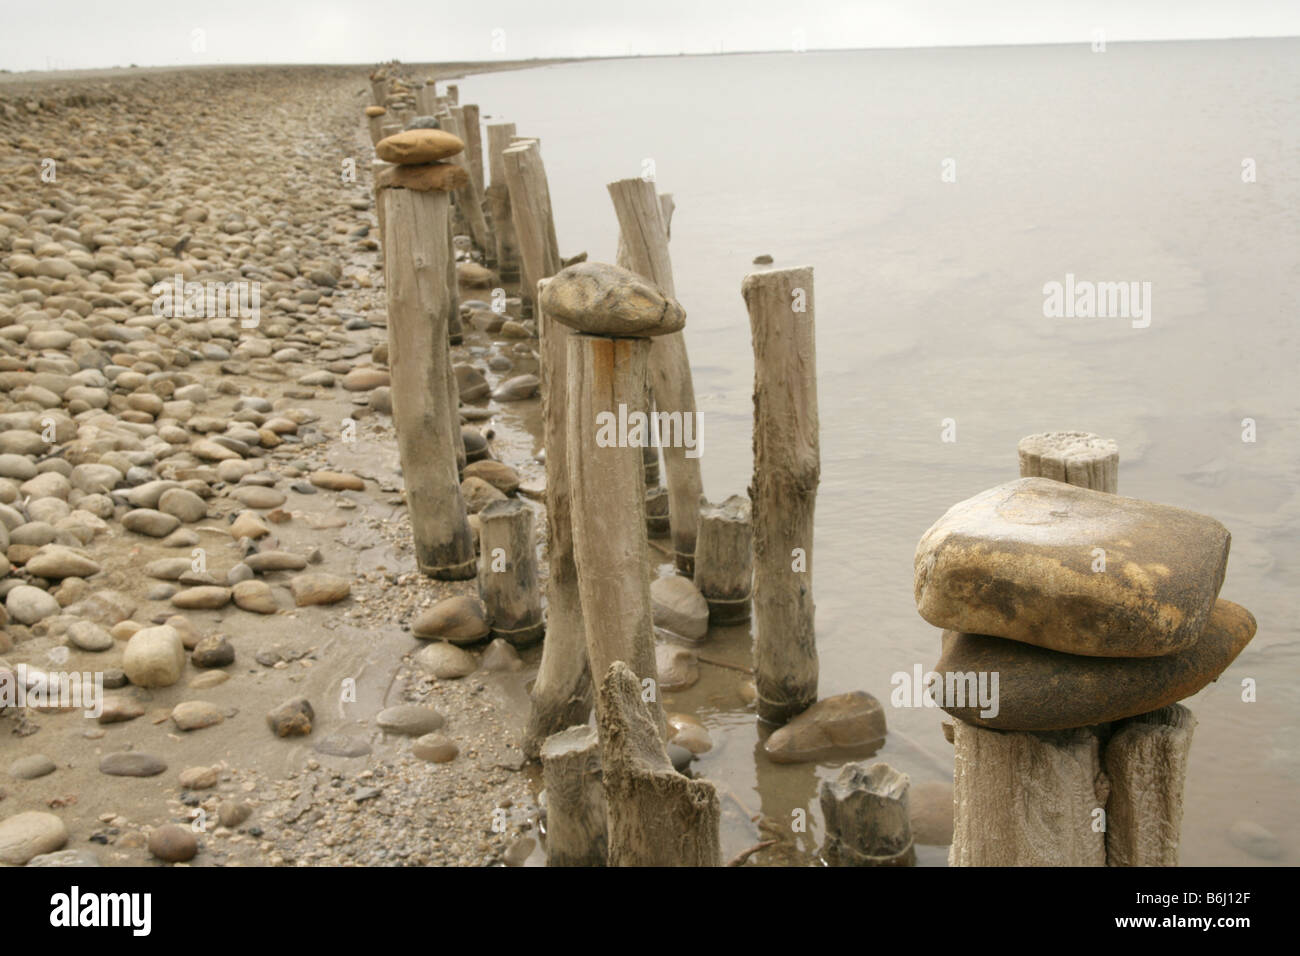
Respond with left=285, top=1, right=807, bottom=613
left=524, top=277, right=592, bottom=757
left=478, top=498, right=545, bottom=646
left=599, top=662, right=722, bottom=867
left=503, top=141, right=561, bottom=316
left=742, top=266, right=820, bottom=724
left=541, top=725, right=607, bottom=866
left=820, top=762, right=915, bottom=866
left=374, top=130, right=476, bottom=580
left=446, top=83, right=459, bottom=105
left=369, top=70, right=387, bottom=107
left=694, top=495, right=753, bottom=625
left=460, top=103, right=486, bottom=198
left=1104, top=704, right=1196, bottom=866
left=542, top=261, right=685, bottom=731
left=442, top=108, right=492, bottom=254
left=608, top=177, right=703, bottom=575
left=373, top=151, right=468, bottom=473
left=485, top=122, right=520, bottom=280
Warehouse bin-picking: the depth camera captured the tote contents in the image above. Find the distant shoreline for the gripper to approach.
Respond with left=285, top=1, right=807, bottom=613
left=3, top=34, right=1295, bottom=88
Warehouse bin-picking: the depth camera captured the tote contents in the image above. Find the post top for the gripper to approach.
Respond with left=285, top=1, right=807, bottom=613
left=375, top=128, right=464, bottom=165
left=540, top=261, right=685, bottom=338
left=1017, top=431, right=1118, bottom=461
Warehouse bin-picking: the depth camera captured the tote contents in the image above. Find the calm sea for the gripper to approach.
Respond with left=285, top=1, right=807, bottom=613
left=458, top=39, right=1299, bottom=865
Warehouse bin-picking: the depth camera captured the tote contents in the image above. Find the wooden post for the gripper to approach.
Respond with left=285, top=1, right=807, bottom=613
left=366, top=108, right=386, bottom=146
left=370, top=72, right=387, bottom=107
left=566, top=332, right=661, bottom=728
left=477, top=499, right=545, bottom=646
left=486, top=122, right=520, bottom=280
left=742, top=266, right=820, bottom=725
left=460, top=103, right=485, bottom=198
left=446, top=83, right=459, bottom=105
left=379, top=183, right=476, bottom=580
left=503, top=142, right=561, bottom=315
left=950, top=722, right=1108, bottom=866
left=524, top=278, right=592, bottom=757
left=645, top=485, right=670, bottom=537
left=820, top=762, right=916, bottom=866
left=599, top=661, right=721, bottom=867
left=608, top=177, right=703, bottom=575
left=442, top=109, right=492, bottom=254
left=375, top=167, right=464, bottom=472
left=694, top=495, right=753, bottom=625
left=1104, top=704, right=1196, bottom=866
left=1018, top=431, right=1118, bottom=493
left=541, top=725, right=607, bottom=866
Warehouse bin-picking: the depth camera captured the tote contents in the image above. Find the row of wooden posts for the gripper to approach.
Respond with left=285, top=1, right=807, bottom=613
left=364, top=68, right=1191, bottom=867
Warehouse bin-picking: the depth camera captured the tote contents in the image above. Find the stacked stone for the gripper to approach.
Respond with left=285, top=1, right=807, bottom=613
left=913, top=435, right=1257, bottom=867
left=914, top=475, right=1254, bottom=732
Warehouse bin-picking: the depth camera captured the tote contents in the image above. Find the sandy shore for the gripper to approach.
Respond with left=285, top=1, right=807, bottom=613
left=0, top=62, right=572, bottom=866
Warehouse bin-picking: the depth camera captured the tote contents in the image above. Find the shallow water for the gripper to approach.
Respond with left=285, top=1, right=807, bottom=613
left=458, top=39, right=1300, bottom=864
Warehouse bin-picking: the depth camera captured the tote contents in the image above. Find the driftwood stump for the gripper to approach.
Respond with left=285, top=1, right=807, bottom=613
left=477, top=498, right=544, bottom=647
left=694, top=495, right=753, bottom=625
left=541, top=724, right=607, bottom=867
left=820, top=762, right=915, bottom=866
left=599, top=662, right=721, bottom=867
left=743, top=266, right=820, bottom=724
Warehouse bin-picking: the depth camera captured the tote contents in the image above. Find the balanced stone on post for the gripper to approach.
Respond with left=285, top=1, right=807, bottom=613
left=545, top=261, right=681, bottom=735
left=743, top=266, right=820, bottom=725
left=932, top=432, right=1252, bottom=867
left=364, top=105, right=386, bottom=146
left=477, top=498, right=544, bottom=647
left=540, top=724, right=607, bottom=867
left=819, top=762, right=915, bottom=866
left=375, top=130, right=476, bottom=580
left=693, top=495, right=753, bottom=625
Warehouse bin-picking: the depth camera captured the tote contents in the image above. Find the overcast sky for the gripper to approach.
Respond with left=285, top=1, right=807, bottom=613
left=3, top=1, right=1297, bottom=73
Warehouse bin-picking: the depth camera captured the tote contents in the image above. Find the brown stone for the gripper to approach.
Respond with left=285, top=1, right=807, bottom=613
left=914, top=477, right=1231, bottom=657
left=364, top=105, right=386, bottom=117
left=762, top=691, right=887, bottom=764
left=540, top=261, right=685, bottom=338
left=374, top=161, right=468, bottom=193
left=933, top=598, right=1257, bottom=731
left=375, top=129, right=465, bottom=164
